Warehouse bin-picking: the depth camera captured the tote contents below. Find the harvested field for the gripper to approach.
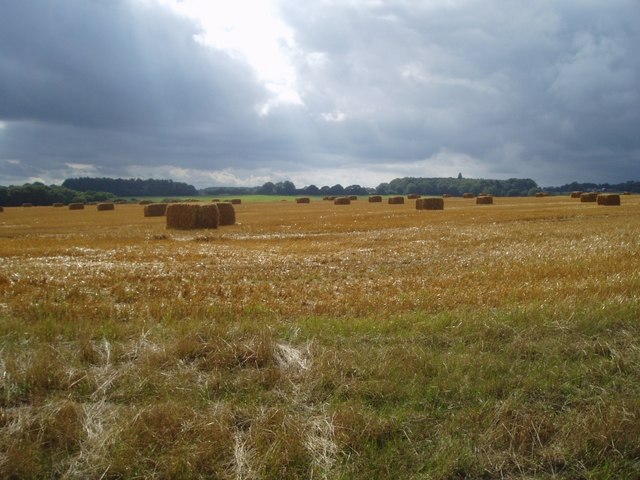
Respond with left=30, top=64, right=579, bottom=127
left=1, top=196, right=639, bottom=479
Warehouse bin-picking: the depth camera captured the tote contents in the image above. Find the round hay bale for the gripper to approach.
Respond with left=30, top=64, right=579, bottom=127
left=570, top=191, right=583, bottom=198
left=368, top=195, right=382, bottom=203
left=97, top=203, right=115, bottom=211
left=462, top=193, right=475, bottom=199
left=230, top=199, right=242, bottom=205
left=407, top=194, right=421, bottom=200
left=144, top=203, right=167, bottom=217
left=196, top=204, right=219, bottom=228
left=69, top=203, right=85, bottom=210
left=580, top=192, right=598, bottom=203
left=416, top=197, right=444, bottom=210
left=296, top=197, right=311, bottom=204
left=22, top=203, right=33, bottom=207
left=388, top=196, right=405, bottom=205
left=166, top=204, right=199, bottom=229
left=166, top=203, right=219, bottom=229
left=597, top=194, right=621, bottom=206
left=334, top=197, right=351, bottom=205
left=52, top=203, right=64, bottom=207
left=216, top=202, right=236, bottom=225
left=476, top=195, right=494, bottom=205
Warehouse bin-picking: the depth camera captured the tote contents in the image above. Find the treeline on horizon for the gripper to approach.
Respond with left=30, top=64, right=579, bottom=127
left=2, top=177, right=639, bottom=206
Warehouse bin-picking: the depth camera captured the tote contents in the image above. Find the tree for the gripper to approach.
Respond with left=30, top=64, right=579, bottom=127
left=258, top=182, right=276, bottom=195
left=328, top=184, right=345, bottom=195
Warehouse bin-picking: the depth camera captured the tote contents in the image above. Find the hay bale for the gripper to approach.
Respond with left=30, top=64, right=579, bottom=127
left=580, top=192, right=598, bottom=203
left=334, top=197, right=351, bottom=205
left=597, top=194, right=621, bottom=206
left=622, top=192, right=632, bottom=195
left=416, top=197, right=444, bottom=210
left=570, top=191, right=583, bottom=198
left=535, top=192, right=549, bottom=197
left=442, top=194, right=452, bottom=198
left=388, top=196, right=405, bottom=205
left=407, top=194, right=421, bottom=200
left=97, top=203, right=115, bottom=211
left=52, top=203, right=64, bottom=207
left=166, top=203, right=219, bottom=229
left=196, top=204, right=219, bottom=228
left=144, top=203, right=168, bottom=217
left=368, top=195, right=382, bottom=203
left=22, top=203, right=33, bottom=207
left=476, top=195, right=494, bottom=205
left=296, top=197, right=311, bottom=204
left=463, top=193, right=475, bottom=199
left=69, top=203, right=85, bottom=210
left=348, top=195, right=358, bottom=201
left=0, top=206, right=3, bottom=212
left=216, top=202, right=236, bottom=225
left=230, top=199, right=242, bottom=205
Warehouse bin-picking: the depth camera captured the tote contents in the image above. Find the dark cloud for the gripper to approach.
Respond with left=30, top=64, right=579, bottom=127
left=1, top=0, right=638, bottom=188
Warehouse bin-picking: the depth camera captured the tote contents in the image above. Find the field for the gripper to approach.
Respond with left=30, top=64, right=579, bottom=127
left=1, top=196, right=639, bottom=479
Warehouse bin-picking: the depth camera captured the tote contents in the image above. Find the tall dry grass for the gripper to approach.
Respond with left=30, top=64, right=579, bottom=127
left=0, top=197, right=639, bottom=478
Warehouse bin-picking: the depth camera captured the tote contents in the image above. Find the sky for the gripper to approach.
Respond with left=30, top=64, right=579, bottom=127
left=1, top=0, right=639, bottom=189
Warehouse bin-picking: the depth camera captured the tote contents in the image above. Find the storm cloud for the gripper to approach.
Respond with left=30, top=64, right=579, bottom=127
left=1, top=0, right=639, bottom=188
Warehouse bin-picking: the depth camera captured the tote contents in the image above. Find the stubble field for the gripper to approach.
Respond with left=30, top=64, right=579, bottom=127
left=1, top=196, right=639, bottom=479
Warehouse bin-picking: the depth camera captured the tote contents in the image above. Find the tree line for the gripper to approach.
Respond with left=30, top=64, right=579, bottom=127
left=0, top=183, right=115, bottom=206
left=62, top=177, right=198, bottom=197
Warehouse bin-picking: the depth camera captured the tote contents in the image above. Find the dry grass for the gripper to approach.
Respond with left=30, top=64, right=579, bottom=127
left=1, top=196, right=639, bottom=478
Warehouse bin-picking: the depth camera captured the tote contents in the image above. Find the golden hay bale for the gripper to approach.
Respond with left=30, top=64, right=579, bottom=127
left=570, top=191, right=583, bottom=198
left=230, top=199, right=242, bottom=205
left=144, top=203, right=168, bottom=217
left=216, top=202, right=236, bottom=225
left=442, top=194, right=452, bottom=198
left=166, top=203, right=219, bottom=229
left=416, top=197, right=444, bottom=210
left=52, top=203, right=64, bottom=207
left=368, top=195, right=382, bottom=203
left=296, top=197, right=311, bottom=203
left=597, top=194, right=621, bottom=206
left=407, top=194, right=421, bottom=199
left=97, top=203, right=115, bottom=211
left=334, top=197, right=351, bottom=205
left=580, top=192, right=598, bottom=203
left=388, top=196, right=405, bottom=205
left=69, top=203, right=85, bottom=210
left=196, top=204, right=219, bottom=228
left=476, top=195, right=494, bottom=205
left=463, top=193, right=475, bottom=199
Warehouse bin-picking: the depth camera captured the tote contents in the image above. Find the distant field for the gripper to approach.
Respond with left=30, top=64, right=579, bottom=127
left=1, top=196, right=639, bottom=478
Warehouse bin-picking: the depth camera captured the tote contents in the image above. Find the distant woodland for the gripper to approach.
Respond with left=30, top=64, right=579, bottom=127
left=1, top=177, right=639, bottom=206
left=62, top=177, right=198, bottom=197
